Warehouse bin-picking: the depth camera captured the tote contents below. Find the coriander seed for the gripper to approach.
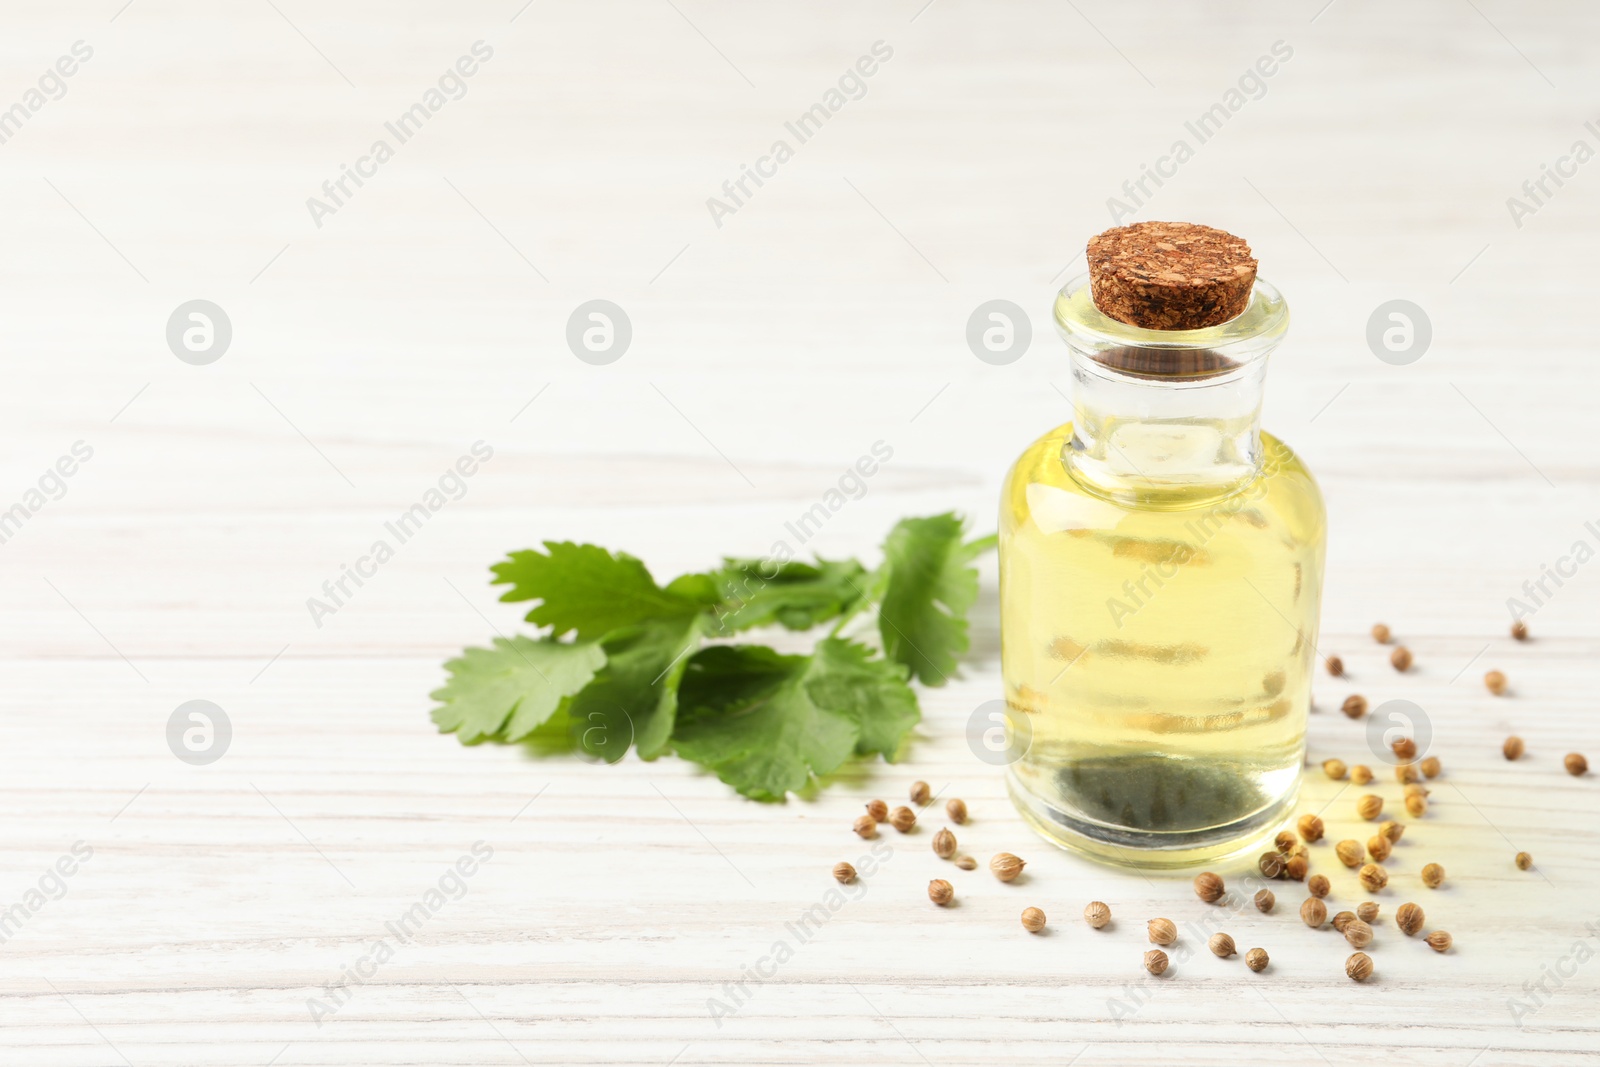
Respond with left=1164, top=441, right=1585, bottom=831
left=1332, top=910, right=1356, bottom=933
left=1254, top=888, right=1275, bottom=913
left=1367, top=834, right=1392, bottom=862
left=945, top=798, right=968, bottom=824
left=1405, top=793, right=1428, bottom=818
left=1323, top=758, right=1348, bottom=780
left=1342, top=694, right=1369, bottom=719
left=1084, top=901, right=1111, bottom=929
left=931, top=828, right=957, bottom=860
left=1308, top=874, right=1331, bottom=898
left=1286, top=855, right=1309, bottom=881
left=1396, top=762, right=1420, bottom=784
left=1021, top=906, right=1047, bottom=933
left=1503, top=736, right=1525, bottom=760
left=853, top=815, right=877, bottom=839
left=1404, top=783, right=1430, bottom=799
left=1485, top=670, right=1507, bottom=696
left=928, top=879, right=954, bottom=906
left=1426, top=930, right=1453, bottom=952
left=1357, top=794, right=1383, bottom=821
left=1346, top=952, right=1374, bottom=982
left=909, top=780, right=931, bottom=806
left=1336, top=839, right=1363, bottom=868
left=833, top=862, right=856, bottom=884
left=1390, top=646, right=1413, bottom=672
left=1516, top=851, right=1533, bottom=870
left=1512, top=619, right=1529, bottom=640
left=1144, top=949, right=1169, bottom=976
left=1372, top=623, right=1391, bottom=644
left=955, top=854, right=977, bottom=870
left=1300, top=897, right=1327, bottom=928
left=1297, top=814, right=1325, bottom=843
left=1343, top=918, right=1374, bottom=949
left=1246, top=947, right=1269, bottom=972
left=1397, top=902, right=1424, bottom=936
left=1208, top=932, right=1236, bottom=957
left=1391, top=736, right=1418, bottom=761
left=1420, top=756, right=1441, bottom=779
left=1359, top=863, right=1389, bottom=891
left=1326, top=655, right=1345, bottom=677
left=866, top=799, right=888, bottom=822
left=1380, top=819, right=1405, bottom=844
left=990, top=852, right=1026, bottom=882
left=1351, top=764, right=1374, bottom=785
left=1274, top=830, right=1297, bottom=854
left=1194, top=871, right=1225, bottom=903
left=1259, top=851, right=1286, bottom=880
left=890, top=806, right=916, bottom=833
left=1421, top=862, right=1445, bottom=888
left=1148, top=918, right=1178, bottom=945
left=1567, top=752, right=1589, bottom=776
left=1357, top=901, right=1380, bottom=923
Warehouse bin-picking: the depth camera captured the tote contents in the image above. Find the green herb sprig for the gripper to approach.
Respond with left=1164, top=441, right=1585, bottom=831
left=429, top=513, right=994, bottom=800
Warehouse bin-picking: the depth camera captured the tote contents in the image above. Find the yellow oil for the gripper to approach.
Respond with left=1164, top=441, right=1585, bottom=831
left=999, top=421, right=1326, bottom=867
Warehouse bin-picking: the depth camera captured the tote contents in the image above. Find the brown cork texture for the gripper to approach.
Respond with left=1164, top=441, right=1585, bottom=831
left=1087, top=222, right=1257, bottom=330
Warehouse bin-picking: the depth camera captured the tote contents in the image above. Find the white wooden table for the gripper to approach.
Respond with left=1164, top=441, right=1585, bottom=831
left=3, top=1, right=1598, bottom=1063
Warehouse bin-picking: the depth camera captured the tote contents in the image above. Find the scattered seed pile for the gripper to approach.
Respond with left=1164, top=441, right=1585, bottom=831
left=831, top=620, right=1589, bottom=983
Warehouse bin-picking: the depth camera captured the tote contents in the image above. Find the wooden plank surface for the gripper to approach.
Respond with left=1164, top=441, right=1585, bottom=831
left=2, top=1, right=1598, bottom=1063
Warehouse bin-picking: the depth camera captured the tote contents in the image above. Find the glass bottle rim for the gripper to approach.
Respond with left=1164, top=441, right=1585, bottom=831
left=1053, top=272, right=1289, bottom=356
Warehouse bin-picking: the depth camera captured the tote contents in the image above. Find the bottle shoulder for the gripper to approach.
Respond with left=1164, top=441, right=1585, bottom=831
left=1258, top=432, right=1323, bottom=501
left=1003, top=422, right=1325, bottom=533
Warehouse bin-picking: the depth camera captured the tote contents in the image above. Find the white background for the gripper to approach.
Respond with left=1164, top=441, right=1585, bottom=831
left=1, top=1, right=1597, bottom=1064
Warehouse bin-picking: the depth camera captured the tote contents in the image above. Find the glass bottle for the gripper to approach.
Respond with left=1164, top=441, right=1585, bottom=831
left=998, top=273, right=1326, bottom=868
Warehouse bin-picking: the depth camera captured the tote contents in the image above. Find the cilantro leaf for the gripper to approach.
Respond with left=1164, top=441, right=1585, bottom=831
left=491, top=542, right=709, bottom=641
left=430, top=637, right=605, bottom=743
left=877, top=514, right=988, bottom=686
left=672, top=638, right=918, bottom=801
left=806, top=638, right=918, bottom=760
left=432, top=513, right=995, bottom=797
left=663, top=571, right=723, bottom=606
left=673, top=645, right=857, bottom=801
left=709, top=557, right=869, bottom=634
left=563, top=614, right=706, bottom=762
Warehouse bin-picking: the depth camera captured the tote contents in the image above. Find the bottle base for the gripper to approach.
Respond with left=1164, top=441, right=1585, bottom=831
left=1006, top=771, right=1299, bottom=870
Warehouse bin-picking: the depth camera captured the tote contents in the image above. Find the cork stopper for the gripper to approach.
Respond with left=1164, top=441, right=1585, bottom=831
left=1086, top=222, right=1258, bottom=331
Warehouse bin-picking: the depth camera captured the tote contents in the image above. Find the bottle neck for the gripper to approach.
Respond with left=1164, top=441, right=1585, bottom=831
left=1065, top=350, right=1267, bottom=505
left=1053, top=272, right=1288, bottom=507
